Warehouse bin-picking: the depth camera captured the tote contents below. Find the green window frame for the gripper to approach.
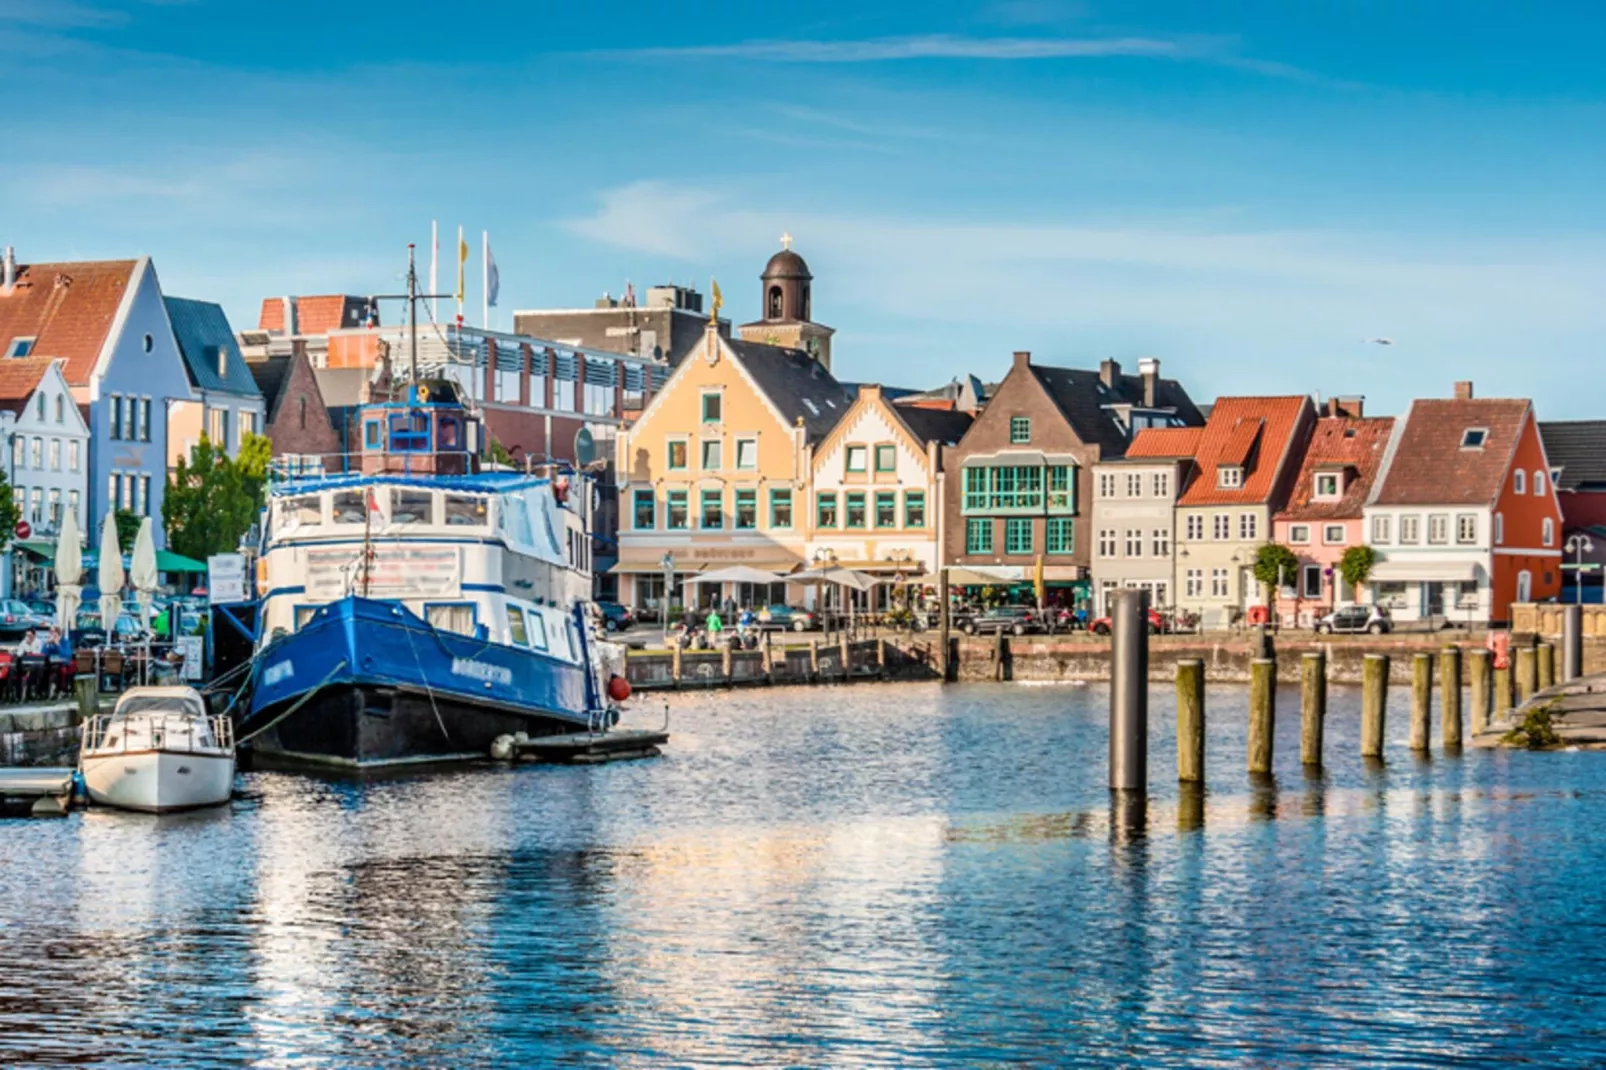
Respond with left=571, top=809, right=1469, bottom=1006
left=874, top=490, right=897, bottom=528
left=770, top=488, right=793, bottom=529
left=845, top=445, right=867, bottom=473
left=734, top=488, right=757, bottom=529
left=632, top=489, right=655, bottom=530
left=904, top=490, right=926, bottom=529
left=1005, top=517, right=1034, bottom=555
left=700, top=488, right=723, bottom=529
left=966, top=518, right=993, bottom=555
left=845, top=491, right=867, bottom=529
left=667, top=440, right=688, bottom=470
left=701, top=391, right=722, bottom=423
left=1046, top=516, right=1074, bottom=554
left=962, top=465, right=1045, bottom=513
left=1010, top=416, right=1031, bottom=444
left=816, top=492, right=838, bottom=528
left=666, top=490, right=688, bottom=530
left=874, top=444, right=897, bottom=472
left=1047, top=465, right=1075, bottom=512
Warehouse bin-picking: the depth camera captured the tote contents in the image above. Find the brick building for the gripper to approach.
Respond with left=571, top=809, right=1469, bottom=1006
left=245, top=346, right=341, bottom=472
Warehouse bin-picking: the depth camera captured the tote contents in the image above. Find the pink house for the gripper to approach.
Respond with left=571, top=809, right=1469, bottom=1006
left=1272, top=407, right=1394, bottom=626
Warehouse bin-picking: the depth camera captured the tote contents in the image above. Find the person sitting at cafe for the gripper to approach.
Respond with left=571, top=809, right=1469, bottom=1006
left=43, top=627, right=72, bottom=661
left=15, top=629, right=43, bottom=656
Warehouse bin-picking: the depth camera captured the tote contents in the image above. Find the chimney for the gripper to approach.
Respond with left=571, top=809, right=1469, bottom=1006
left=1099, top=358, right=1121, bottom=389
left=1012, top=350, right=1031, bottom=371
left=1453, top=380, right=1474, bottom=400
left=281, top=296, right=298, bottom=337
left=1, top=246, right=14, bottom=294
left=1137, top=357, right=1159, bottom=407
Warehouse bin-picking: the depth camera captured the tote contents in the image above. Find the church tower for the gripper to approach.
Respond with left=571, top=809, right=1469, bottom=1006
left=738, top=234, right=836, bottom=370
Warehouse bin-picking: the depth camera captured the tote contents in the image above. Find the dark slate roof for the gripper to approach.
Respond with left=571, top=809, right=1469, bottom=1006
left=1540, top=421, right=1606, bottom=491
left=165, top=297, right=260, bottom=397
left=724, top=337, right=850, bottom=443
left=1029, top=365, right=1204, bottom=456
left=892, top=404, right=973, bottom=447
left=245, top=355, right=293, bottom=423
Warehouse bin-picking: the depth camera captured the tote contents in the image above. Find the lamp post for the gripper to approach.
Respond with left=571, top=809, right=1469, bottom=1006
left=1565, top=534, right=1595, bottom=605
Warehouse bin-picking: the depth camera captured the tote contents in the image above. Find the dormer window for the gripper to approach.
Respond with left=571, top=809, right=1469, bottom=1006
left=1217, top=465, right=1243, bottom=489
left=7, top=337, right=35, bottom=358
left=1314, top=472, right=1342, bottom=500
left=1461, top=428, right=1488, bottom=449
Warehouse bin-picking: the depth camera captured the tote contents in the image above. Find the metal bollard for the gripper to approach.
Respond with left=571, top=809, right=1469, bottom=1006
left=1109, top=588, right=1149, bottom=794
left=1563, top=603, right=1583, bottom=682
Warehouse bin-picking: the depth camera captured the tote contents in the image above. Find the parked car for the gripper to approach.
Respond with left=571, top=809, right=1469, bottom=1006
left=960, top=605, right=1043, bottom=636
left=0, top=599, right=51, bottom=639
left=757, top=604, right=817, bottom=632
left=1089, top=606, right=1168, bottom=636
left=596, top=601, right=634, bottom=632
left=22, top=598, right=54, bottom=619
left=1314, top=605, right=1392, bottom=635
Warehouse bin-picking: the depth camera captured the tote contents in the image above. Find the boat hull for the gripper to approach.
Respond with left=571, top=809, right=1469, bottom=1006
left=81, top=750, right=235, bottom=813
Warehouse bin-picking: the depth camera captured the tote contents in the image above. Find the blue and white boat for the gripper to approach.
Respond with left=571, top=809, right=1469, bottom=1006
left=240, top=380, right=624, bottom=769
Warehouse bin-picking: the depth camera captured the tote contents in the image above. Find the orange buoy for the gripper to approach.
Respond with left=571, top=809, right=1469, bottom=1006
left=606, top=674, right=632, bottom=703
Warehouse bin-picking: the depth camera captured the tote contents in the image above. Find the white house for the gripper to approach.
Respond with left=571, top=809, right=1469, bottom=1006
left=0, top=358, right=91, bottom=597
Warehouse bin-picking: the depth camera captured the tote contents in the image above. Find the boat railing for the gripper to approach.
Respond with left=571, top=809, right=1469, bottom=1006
left=81, top=713, right=235, bottom=756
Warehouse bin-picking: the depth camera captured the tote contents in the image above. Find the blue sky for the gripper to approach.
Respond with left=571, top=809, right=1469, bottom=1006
left=3, top=0, right=1603, bottom=415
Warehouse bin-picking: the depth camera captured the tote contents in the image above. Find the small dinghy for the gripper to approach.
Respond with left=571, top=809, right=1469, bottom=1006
left=80, top=686, right=235, bottom=813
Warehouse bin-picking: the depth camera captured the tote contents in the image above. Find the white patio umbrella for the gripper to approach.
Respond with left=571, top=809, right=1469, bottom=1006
left=54, top=509, right=82, bottom=632
left=688, top=565, right=787, bottom=614
left=131, top=517, right=159, bottom=635
left=97, top=512, right=125, bottom=635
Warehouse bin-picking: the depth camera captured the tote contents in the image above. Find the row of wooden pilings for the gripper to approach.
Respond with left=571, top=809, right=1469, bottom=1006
left=1109, top=589, right=1561, bottom=793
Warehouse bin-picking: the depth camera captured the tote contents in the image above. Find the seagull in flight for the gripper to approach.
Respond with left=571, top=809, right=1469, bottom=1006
left=1363, top=337, right=1395, bottom=345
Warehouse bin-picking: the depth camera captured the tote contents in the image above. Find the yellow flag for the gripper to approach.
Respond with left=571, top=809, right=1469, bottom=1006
left=455, top=226, right=468, bottom=305
left=709, top=277, right=722, bottom=320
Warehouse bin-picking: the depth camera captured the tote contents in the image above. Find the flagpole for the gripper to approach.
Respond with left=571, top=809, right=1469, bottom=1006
left=456, top=224, right=465, bottom=328
left=430, top=220, right=439, bottom=322
left=482, top=230, right=490, bottom=331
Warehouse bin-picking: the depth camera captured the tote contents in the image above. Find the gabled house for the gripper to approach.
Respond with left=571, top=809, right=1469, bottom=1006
left=0, top=358, right=91, bottom=597
left=944, top=351, right=1202, bottom=606
left=246, top=346, right=341, bottom=475
left=1365, top=383, right=1561, bottom=624
left=1089, top=427, right=1201, bottom=614
left=1171, top=395, right=1315, bottom=624
left=0, top=250, right=197, bottom=547
left=1271, top=404, right=1394, bottom=625
left=165, top=297, right=264, bottom=464
left=1538, top=420, right=1606, bottom=602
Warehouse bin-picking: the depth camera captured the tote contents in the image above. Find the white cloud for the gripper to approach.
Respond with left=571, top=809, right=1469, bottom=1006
left=589, top=32, right=1274, bottom=66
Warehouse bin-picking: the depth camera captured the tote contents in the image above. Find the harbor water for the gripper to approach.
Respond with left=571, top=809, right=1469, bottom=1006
left=5, top=681, right=1606, bottom=1066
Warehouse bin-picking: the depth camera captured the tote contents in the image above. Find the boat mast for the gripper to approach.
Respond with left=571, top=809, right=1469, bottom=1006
left=408, top=243, right=419, bottom=387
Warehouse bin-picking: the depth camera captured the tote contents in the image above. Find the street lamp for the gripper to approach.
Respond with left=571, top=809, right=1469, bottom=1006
left=1565, top=534, right=1596, bottom=604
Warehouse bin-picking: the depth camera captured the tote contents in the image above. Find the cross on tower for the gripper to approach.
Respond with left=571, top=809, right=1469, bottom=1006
left=779, top=232, right=793, bottom=251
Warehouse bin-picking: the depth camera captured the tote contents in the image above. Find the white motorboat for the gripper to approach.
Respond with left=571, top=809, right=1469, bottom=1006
left=80, top=686, right=235, bottom=813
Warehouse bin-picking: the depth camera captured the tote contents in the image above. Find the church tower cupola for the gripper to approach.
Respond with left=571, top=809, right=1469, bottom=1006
left=739, top=233, right=836, bottom=370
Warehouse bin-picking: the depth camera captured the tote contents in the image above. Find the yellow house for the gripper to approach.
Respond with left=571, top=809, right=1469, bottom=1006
left=613, top=325, right=851, bottom=614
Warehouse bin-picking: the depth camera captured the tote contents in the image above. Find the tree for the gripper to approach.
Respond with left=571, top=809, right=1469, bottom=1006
left=0, top=467, right=20, bottom=551
left=114, top=509, right=142, bottom=551
left=1252, top=543, right=1301, bottom=605
left=164, top=433, right=274, bottom=561
left=1339, top=545, right=1378, bottom=595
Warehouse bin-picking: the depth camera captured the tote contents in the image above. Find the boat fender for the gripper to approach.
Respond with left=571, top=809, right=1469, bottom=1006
left=607, top=674, right=632, bottom=703
left=490, top=734, right=515, bottom=761
left=513, top=731, right=529, bottom=743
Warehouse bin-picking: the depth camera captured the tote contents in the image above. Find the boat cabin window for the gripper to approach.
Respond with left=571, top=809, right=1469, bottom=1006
left=506, top=606, right=529, bottom=646
left=390, top=412, right=431, bottom=452
left=426, top=603, right=476, bottom=637
left=439, top=416, right=461, bottom=450
left=279, top=495, right=321, bottom=527
left=524, top=609, right=548, bottom=652
left=294, top=606, right=319, bottom=630
left=364, top=420, right=382, bottom=449
left=444, top=494, right=488, bottom=527
left=331, top=490, right=369, bottom=525
left=391, top=487, right=434, bottom=525
left=114, top=693, right=206, bottom=719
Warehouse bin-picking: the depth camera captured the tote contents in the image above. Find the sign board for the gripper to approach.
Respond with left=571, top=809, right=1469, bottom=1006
left=14, top=520, right=29, bottom=540
left=176, top=635, right=204, bottom=681
left=208, top=554, right=247, bottom=605
left=305, top=545, right=461, bottom=602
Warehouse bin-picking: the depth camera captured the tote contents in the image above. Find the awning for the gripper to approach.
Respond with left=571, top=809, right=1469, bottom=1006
left=80, top=549, right=209, bottom=574
left=12, top=539, right=55, bottom=562
left=1368, top=559, right=1481, bottom=583
left=609, top=560, right=800, bottom=575
left=946, top=565, right=1025, bottom=585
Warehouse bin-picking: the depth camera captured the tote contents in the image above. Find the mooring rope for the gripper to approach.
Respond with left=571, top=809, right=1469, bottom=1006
left=234, top=659, right=349, bottom=747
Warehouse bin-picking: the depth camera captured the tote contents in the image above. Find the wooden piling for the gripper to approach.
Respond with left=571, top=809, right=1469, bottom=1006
left=1516, top=646, right=1537, bottom=703
left=762, top=639, right=774, bottom=683
left=1361, top=654, right=1389, bottom=759
left=1248, top=658, right=1275, bottom=775
left=1300, top=651, right=1326, bottom=767
left=1410, top=653, right=1433, bottom=752
left=74, top=675, right=97, bottom=725
left=1468, top=648, right=1492, bottom=736
left=1176, top=659, right=1205, bottom=784
left=993, top=632, right=1008, bottom=682
left=876, top=637, right=887, bottom=672
left=1538, top=642, right=1556, bottom=691
left=840, top=633, right=852, bottom=680
left=809, top=639, right=819, bottom=680
left=721, top=643, right=733, bottom=683
left=938, top=568, right=951, bottom=682
left=671, top=643, right=682, bottom=687
left=1440, top=646, right=1463, bottom=748
left=1493, top=664, right=1512, bottom=717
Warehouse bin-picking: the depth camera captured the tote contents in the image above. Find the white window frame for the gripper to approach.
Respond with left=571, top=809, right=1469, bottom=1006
left=1323, top=524, right=1345, bottom=545
left=1124, top=529, right=1143, bottom=557
left=1372, top=515, right=1391, bottom=544
left=1239, top=512, right=1258, bottom=540
left=1125, top=473, right=1143, bottom=498
left=1399, top=514, right=1420, bottom=544
left=1212, top=514, right=1230, bottom=540
left=1152, top=471, right=1170, bottom=498
left=1217, top=466, right=1243, bottom=489
left=1186, top=514, right=1203, bottom=541
left=1534, top=470, right=1546, bottom=496
left=1456, top=514, right=1477, bottom=544
left=1289, top=524, right=1311, bottom=545
left=1152, top=528, right=1169, bottom=557
left=1185, top=569, right=1203, bottom=598
left=1543, top=517, right=1555, bottom=547
left=1514, top=469, right=1526, bottom=495
left=1428, top=514, right=1449, bottom=545
left=1313, top=472, right=1341, bottom=500
left=1210, top=568, right=1229, bottom=598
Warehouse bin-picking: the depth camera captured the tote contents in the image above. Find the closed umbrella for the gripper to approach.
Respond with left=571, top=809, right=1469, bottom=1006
left=97, top=512, right=125, bottom=635
left=131, top=517, right=159, bottom=635
left=55, top=509, right=83, bottom=632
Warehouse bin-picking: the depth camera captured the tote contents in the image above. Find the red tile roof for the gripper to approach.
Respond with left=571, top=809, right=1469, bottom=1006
left=1372, top=398, right=1531, bottom=506
left=1177, top=395, right=1312, bottom=507
left=1278, top=415, right=1395, bottom=520
left=0, top=357, right=55, bottom=414
left=0, top=260, right=138, bottom=386
left=1126, top=427, right=1202, bottom=458
left=259, top=295, right=371, bottom=335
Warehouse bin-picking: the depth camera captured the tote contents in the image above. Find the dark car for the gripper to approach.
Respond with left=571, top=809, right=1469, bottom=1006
left=757, top=604, right=817, bottom=632
left=1314, top=605, right=1391, bottom=635
left=960, top=605, right=1042, bottom=636
left=1089, top=606, right=1168, bottom=636
left=596, top=601, right=634, bottom=632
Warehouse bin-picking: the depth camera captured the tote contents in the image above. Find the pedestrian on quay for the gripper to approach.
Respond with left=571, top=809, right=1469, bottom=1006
left=706, top=608, right=724, bottom=644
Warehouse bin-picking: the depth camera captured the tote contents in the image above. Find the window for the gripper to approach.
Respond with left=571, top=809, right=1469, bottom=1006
left=1535, top=470, right=1546, bottom=496
left=1323, top=524, right=1345, bottom=545
left=68, top=440, right=80, bottom=472
left=29, top=436, right=40, bottom=468
left=48, top=439, right=59, bottom=470
left=1543, top=517, right=1555, bottom=547
left=1314, top=472, right=1341, bottom=499
left=120, top=474, right=133, bottom=514
left=845, top=491, right=867, bottom=529
left=816, top=492, right=838, bottom=528
left=27, top=487, right=40, bottom=525
left=632, top=489, right=655, bottom=530
left=1289, top=524, right=1311, bottom=544
left=387, top=488, right=430, bottom=525
left=1009, top=417, right=1031, bottom=444
left=554, top=378, right=575, bottom=411
left=1461, top=428, right=1487, bottom=449
left=701, top=392, right=722, bottom=423
left=444, top=494, right=487, bottom=527
left=1006, top=518, right=1034, bottom=555
left=1218, top=466, right=1243, bottom=489
left=769, top=488, right=792, bottom=528
left=106, top=473, right=117, bottom=511
left=137, top=475, right=150, bottom=516
left=700, top=489, right=723, bottom=529
left=1047, top=517, right=1074, bottom=554
left=735, top=438, right=758, bottom=470
left=524, top=610, right=549, bottom=652
left=363, top=420, right=381, bottom=449
left=45, top=488, right=60, bottom=526
left=1212, top=514, right=1230, bottom=540
left=1210, top=568, right=1229, bottom=598
left=7, top=337, right=35, bottom=357
left=35, top=393, right=44, bottom=420
left=1372, top=515, right=1391, bottom=543
left=1047, top=466, right=1074, bottom=511
left=1126, top=472, right=1143, bottom=498
left=1099, top=472, right=1116, bottom=498
left=507, top=607, right=529, bottom=647
left=1428, top=514, right=1449, bottom=544
left=1494, top=512, right=1504, bottom=545
left=1153, top=471, right=1170, bottom=498
left=109, top=394, right=122, bottom=439
left=1185, top=569, right=1203, bottom=598
left=67, top=490, right=79, bottom=526
left=1301, top=564, right=1323, bottom=598
left=734, top=489, right=757, bottom=529
left=1457, top=514, right=1477, bottom=544
left=1125, top=529, right=1143, bottom=557
left=1186, top=515, right=1203, bottom=541
left=666, top=490, right=688, bottom=530
left=208, top=407, right=227, bottom=449
left=845, top=445, right=867, bottom=473
left=701, top=440, right=722, bottom=471
left=1239, top=513, right=1257, bottom=540
left=904, top=490, right=926, bottom=529
left=426, top=604, right=477, bottom=637
left=1098, top=529, right=1117, bottom=558
left=1152, top=528, right=1170, bottom=557
left=1513, top=469, right=1526, bottom=495
left=240, top=410, right=258, bottom=439
left=667, top=440, right=688, bottom=470
left=961, top=466, right=1044, bottom=511
left=331, top=490, right=368, bottom=524
left=966, top=518, right=993, bottom=555
left=874, top=490, right=897, bottom=528
left=53, top=395, right=62, bottom=424
left=139, top=398, right=150, bottom=442
left=1399, top=515, right=1420, bottom=544
left=874, top=444, right=897, bottom=473
left=10, top=435, right=22, bottom=469
left=298, top=397, right=308, bottom=429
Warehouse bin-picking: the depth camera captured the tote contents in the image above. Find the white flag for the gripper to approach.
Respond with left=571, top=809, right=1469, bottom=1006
left=485, top=240, right=500, bottom=308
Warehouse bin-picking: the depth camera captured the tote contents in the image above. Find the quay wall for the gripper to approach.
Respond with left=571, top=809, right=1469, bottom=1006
left=0, top=705, right=82, bottom=766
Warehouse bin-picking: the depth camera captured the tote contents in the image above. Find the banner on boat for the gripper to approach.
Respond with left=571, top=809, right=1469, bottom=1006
left=305, top=546, right=462, bottom=601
